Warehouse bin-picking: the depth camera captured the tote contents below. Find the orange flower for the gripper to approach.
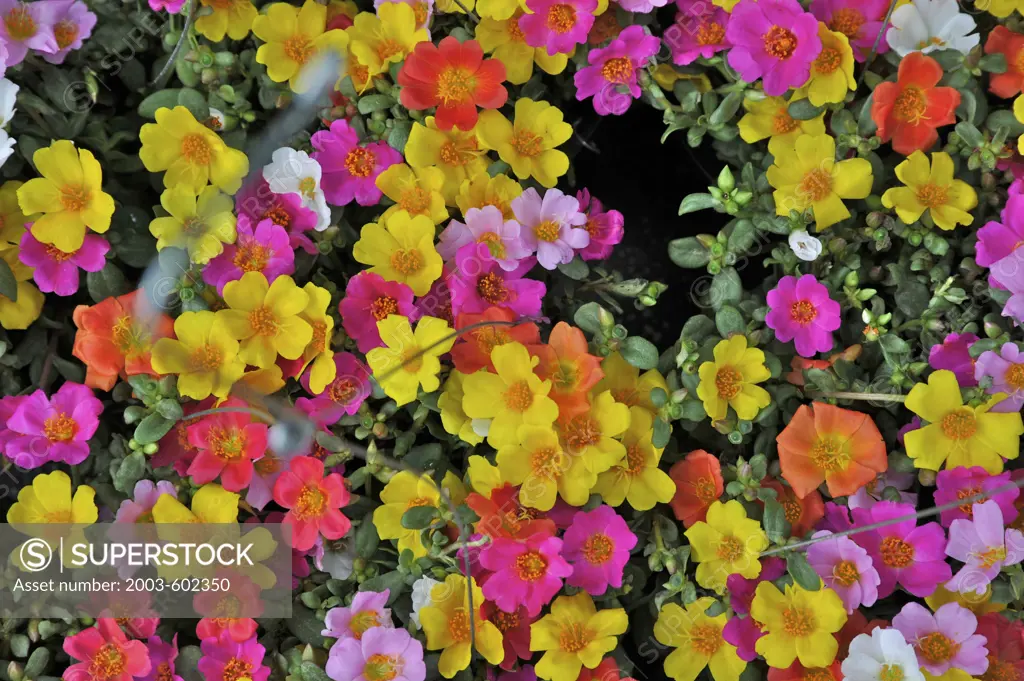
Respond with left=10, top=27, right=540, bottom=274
left=871, top=52, right=959, bottom=156
left=761, top=479, right=824, bottom=537
left=450, top=306, right=541, bottom=374
left=535, top=322, right=603, bottom=418
left=466, top=484, right=556, bottom=540
left=667, top=450, right=723, bottom=528
left=767, top=661, right=843, bottom=681
left=72, top=291, right=175, bottom=391
left=776, top=402, right=887, bottom=499
left=785, top=345, right=861, bottom=386
left=985, top=26, right=1024, bottom=99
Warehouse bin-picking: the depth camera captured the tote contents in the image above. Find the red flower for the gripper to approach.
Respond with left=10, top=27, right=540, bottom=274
left=64, top=618, right=151, bottom=681
left=535, top=321, right=604, bottom=418
left=761, top=478, right=824, bottom=537
left=467, top=482, right=556, bottom=540
left=482, top=601, right=535, bottom=670
left=273, top=456, right=351, bottom=551
left=195, top=572, right=263, bottom=643
left=668, top=450, right=723, bottom=528
left=186, top=397, right=269, bottom=491
left=451, top=306, right=541, bottom=375
left=577, top=658, right=622, bottom=681
left=871, top=52, right=959, bottom=155
left=976, top=613, right=1024, bottom=681
left=986, top=26, right=1024, bottom=99
left=398, top=37, right=508, bottom=131
left=195, top=616, right=259, bottom=644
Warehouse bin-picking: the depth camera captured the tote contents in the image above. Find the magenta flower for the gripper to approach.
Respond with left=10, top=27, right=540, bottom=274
left=115, top=480, right=178, bottom=523
left=819, top=501, right=854, bottom=533
left=326, top=626, right=425, bottom=681
left=975, top=342, right=1024, bottom=412
left=323, top=589, right=393, bottom=643
left=725, top=0, right=821, bottom=97
left=202, top=217, right=295, bottom=295
left=449, top=243, right=545, bottom=318
left=18, top=230, right=108, bottom=296
left=576, top=189, right=623, bottom=262
left=722, top=616, right=764, bottom=662
left=809, top=0, right=891, bottom=60
left=892, top=602, right=989, bottom=677
left=41, top=0, right=95, bottom=64
left=312, top=118, right=402, bottom=207
left=765, top=274, right=841, bottom=357
left=0, top=395, right=25, bottom=454
left=480, top=533, right=571, bottom=617
left=574, top=25, right=660, bottom=116
left=851, top=501, right=951, bottom=598
left=296, top=352, right=372, bottom=426
left=235, top=175, right=318, bottom=254
left=198, top=633, right=270, bottom=681
left=934, top=467, right=1018, bottom=528
left=806, top=531, right=880, bottom=613
left=0, top=0, right=62, bottom=66
left=148, top=0, right=186, bottom=13
left=64, top=619, right=151, bottom=681
left=5, top=382, right=102, bottom=469
left=437, top=205, right=531, bottom=271
left=666, top=1, right=730, bottom=66
left=726, top=557, right=786, bottom=616
left=519, top=0, right=596, bottom=55
left=511, top=188, right=589, bottom=270
left=139, top=636, right=184, bottom=681
left=561, top=505, right=637, bottom=596
left=340, top=272, right=419, bottom=354
left=928, top=332, right=978, bottom=387
left=977, top=196, right=1024, bottom=290
left=415, top=268, right=455, bottom=326
left=616, top=0, right=668, bottom=13
left=946, top=500, right=1024, bottom=595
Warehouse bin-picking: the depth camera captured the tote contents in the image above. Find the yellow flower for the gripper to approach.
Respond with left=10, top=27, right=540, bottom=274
left=905, top=369, right=1023, bottom=473
left=653, top=66, right=712, bottom=94
left=295, top=282, right=336, bottom=394
left=149, top=184, right=237, bottom=264
left=737, top=95, right=825, bottom=146
left=1016, top=96, right=1024, bottom=152
left=405, top=118, right=489, bottom=204
left=475, top=12, right=568, bottom=84
left=0, top=181, right=36, bottom=252
left=984, top=0, right=1024, bottom=18
left=238, top=365, right=286, bottom=395
left=219, top=272, right=313, bottom=369
left=594, top=407, right=676, bottom=510
left=195, top=0, right=257, bottom=41
left=345, top=44, right=374, bottom=94
left=347, top=4, right=428, bottom=75
left=462, top=342, right=558, bottom=449
left=497, top=424, right=567, bottom=510
left=456, top=172, right=523, bottom=221
left=139, top=106, right=250, bottom=194
left=438, top=370, right=484, bottom=445
left=422, top=574, right=504, bottom=678
left=767, top=133, right=873, bottom=230
left=253, top=0, right=349, bottom=92
left=684, top=500, right=768, bottom=593
left=925, top=584, right=1006, bottom=615
left=654, top=598, right=745, bottom=681
left=153, top=484, right=240, bottom=523
left=7, top=470, right=97, bottom=524
left=555, top=390, right=631, bottom=505
left=436, top=0, right=476, bottom=13
left=376, top=163, right=449, bottom=224
left=696, top=336, right=771, bottom=422
left=0, top=249, right=44, bottom=330
left=151, top=310, right=247, bottom=400
left=594, top=351, right=669, bottom=415
left=372, top=470, right=444, bottom=557
left=531, top=593, right=628, bottom=681
left=713, top=0, right=738, bottom=10
left=477, top=98, right=572, bottom=188
left=881, top=151, right=978, bottom=231
left=467, top=454, right=503, bottom=496
left=751, top=581, right=847, bottom=669
left=352, top=210, right=443, bottom=296
left=796, top=24, right=855, bottom=107
left=16, top=140, right=114, bottom=253
left=366, top=315, right=455, bottom=405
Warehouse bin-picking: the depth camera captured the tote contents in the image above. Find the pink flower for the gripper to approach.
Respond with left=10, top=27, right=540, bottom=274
left=0, top=0, right=63, bottom=66
left=198, top=633, right=271, bottom=681
left=41, top=0, right=95, bottom=64
left=340, top=272, right=419, bottom=354
left=64, top=619, right=151, bottom=681
left=5, top=382, right=102, bottom=469
left=296, top=352, right=372, bottom=426
left=765, top=274, right=841, bottom=357
left=975, top=342, right=1024, bottom=412
left=274, top=456, right=352, bottom=551
left=928, top=332, right=978, bottom=387
left=148, top=0, right=185, bottom=13
left=437, top=205, right=531, bottom=271
left=809, top=0, right=891, bottom=60
left=574, top=25, right=659, bottom=116
left=19, top=230, right=108, bottom=296
left=847, top=472, right=918, bottom=510
left=115, top=480, right=178, bottom=523
left=946, top=500, right=1024, bottom=595
left=326, top=626, right=426, bottom=681
left=560, top=505, right=637, bottom=596
left=934, top=466, right=1019, bottom=528
left=0, top=395, right=25, bottom=454
left=519, top=0, right=596, bottom=55
left=202, top=216, right=295, bottom=295
left=235, top=175, right=318, bottom=254
left=480, top=533, right=571, bottom=617
left=851, top=501, right=951, bottom=598
left=323, top=589, right=393, bottom=643
left=246, top=447, right=297, bottom=512
left=576, top=189, right=623, bottom=261
left=140, top=636, right=184, bottom=681
left=666, top=0, right=730, bottom=65
left=511, top=188, right=589, bottom=270
left=185, top=397, right=268, bottom=491
left=806, top=530, right=880, bottom=613
left=892, top=602, right=989, bottom=677
left=449, top=243, right=545, bottom=317
left=725, top=0, right=822, bottom=97
left=312, top=118, right=402, bottom=207
left=726, top=557, right=786, bottom=616
left=977, top=196, right=1024, bottom=291
left=722, top=616, right=764, bottom=662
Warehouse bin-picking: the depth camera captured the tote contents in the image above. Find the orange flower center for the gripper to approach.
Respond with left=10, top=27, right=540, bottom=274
left=534, top=220, right=561, bottom=242
left=155, top=663, right=173, bottom=681
left=398, top=187, right=431, bottom=215
left=696, top=20, right=725, bottom=46
left=222, top=657, right=253, bottom=681
left=814, top=47, right=841, bottom=74
left=559, top=622, right=592, bottom=653
left=390, top=248, right=424, bottom=275
left=54, top=18, right=77, bottom=49
left=365, top=654, right=402, bottom=681
left=714, top=365, right=743, bottom=400
left=4, top=6, right=35, bottom=40
left=693, top=476, right=718, bottom=503
left=956, top=487, right=981, bottom=517
left=294, top=485, right=327, bottom=520
left=348, top=610, right=381, bottom=640
left=207, top=426, right=248, bottom=461
left=916, top=183, right=949, bottom=208
left=879, top=535, right=914, bottom=568
left=490, top=608, right=520, bottom=632
left=370, top=295, right=399, bottom=321
left=806, top=669, right=836, bottom=681
left=476, top=271, right=509, bottom=304
left=189, top=343, right=223, bottom=372
left=546, top=3, right=576, bottom=33
left=940, top=410, right=977, bottom=440
left=716, top=535, right=744, bottom=561
left=261, top=203, right=291, bottom=227
left=563, top=414, right=601, bottom=451
left=582, top=533, right=614, bottom=564
left=530, top=446, right=563, bottom=478
left=411, top=0, right=429, bottom=24
left=977, top=545, right=1007, bottom=569
left=298, top=177, right=317, bottom=198
left=477, top=231, right=507, bottom=259
left=790, top=299, right=817, bottom=324
left=504, top=380, right=534, bottom=412
left=893, top=86, right=928, bottom=124
left=254, top=453, right=280, bottom=475
left=774, top=109, right=799, bottom=134
left=112, top=315, right=149, bottom=359
left=401, top=348, right=423, bottom=373
left=1006, top=363, right=1024, bottom=390
left=44, top=412, right=78, bottom=442
left=345, top=147, right=377, bottom=178
left=623, top=444, right=645, bottom=475
left=828, top=7, right=864, bottom=39
left=309, top=320, right=327, bottom=353
left=248, top=305, right=279, bottom=336
left=879, top=665, right=906, bottom=681
left=435, top=66, right=475, bottom=106
left=601, top=56, right=633, bottom=84
left=233, top=242, right=271, bottom=273
left=810, top=436, right=849, bottom=473
left=918, top=632, right=960, bottom=665
left=61, top=184, right=91, bottom=212
left=284, top=34, right=314, bottom=64
left=762, top=25, right=797, bottom=60
left=832, top=559, right=860, bottom=587
left=376, top=38, right=402, bottom=62
left=799, top=168, right=834, bottom=202
left=507, top=15, right=526, bottom=41
left=329, top=377, right=359, bottom=404
left=448, top=611, right=471, bottom=642
left=689, top=623, right=724, bottom=657
left=88, top=644, right=127, bottom=681
left=983, top=659, right=1020, bottom=681
left=782, top=606, right=816, bottom=637
left=510, top=129, right=543, bottom=157
left=181, top=134, right=212, bottom=165
left=44, top=243, right=76, bottom=262
left=514, top=550, right=549, bottom=581
left=440, top=141, right=470, bottom=167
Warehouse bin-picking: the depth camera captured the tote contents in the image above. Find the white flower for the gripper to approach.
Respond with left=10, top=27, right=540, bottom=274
left=263, top=147, right=332, bottom=231
left=0, top=131, right=14, bottom=171
left=789, top=230, right=822, bottom=262
left=0, top=78, right=17, bottom=128
left=410, top=576, right=440, bottom=630
left=886, top=0, right=979, bottom=57
left=841, top=628, right=926, bottom=681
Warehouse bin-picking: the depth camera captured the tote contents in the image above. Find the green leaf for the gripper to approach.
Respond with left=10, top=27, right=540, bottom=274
left=176, top=646, right=203, bottom=681
left=574, top=301, right=607, bottom=335
left=137, top=89, right=182, bottom=119
left=857, top=94, right=877, bottom=136
left=113, top=451, right=147, bottom=494
left=359, top=569, right=408, bottom=603
left=709, top=267, right=742, bottom=309
left=956, top=90, right=978, bottom=125
left=24, top=647, right=50, bottom=678
left=987, top=109, right=1024, bottom=136
left=0, top=256, right=17, bottom=301
left=652, top=417, right=672, bottom=448
left=557, top=257, right=589, bottom=281
left=715, top=305, right=745, bottom=337
left=896, top=280, right=930, bottom=317
left=678, top=399, right=707, bottom=421
left=709, top=91, right=743, bottom=127
left=176, top=88, right=209, bottom=121
left=405, top=443, right=443, bottom=470
left=955, top=121, right=984, bottom=147
left=155, top=398, right=184, bottom=421
left=727, top=220, right=756, bottom=254
left=620, top=336, right=659, bottom=370
left=787, top=98, right=824, bottom=121
left=388, top=120, right=412, bottom=153
left=680, top=314, right=715, bottom=342
left=787, top=552, right=821, bottom=590
left=401, top=505, right=439, bottom=530
left=879, top=334, right=911, bottom=355
left=287, top=606, right=328, bottom=647
left=87, top=263, right=129, bottom=303
left=762, top=498, right=790, bottom=543
left=133, top=413, right=175, bottom=445
left=668, top=237, right=711, bottom=268
left=358, top=94, right=395, bottom=114
left=979, top=53, right=1008, bottom=73
left=355, top=519, right=380, bottom=558
left=678, top=193, right=718, bottom=215
left=300, top=663, right=333, bottom=681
